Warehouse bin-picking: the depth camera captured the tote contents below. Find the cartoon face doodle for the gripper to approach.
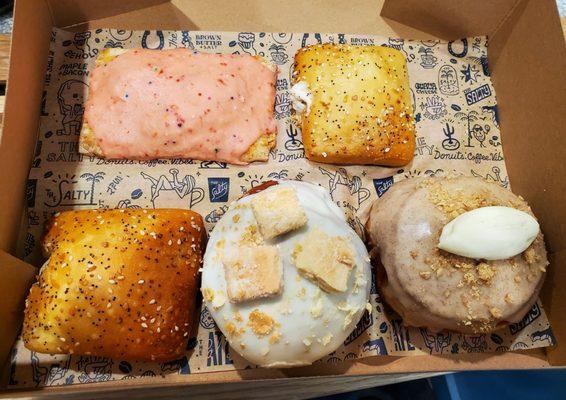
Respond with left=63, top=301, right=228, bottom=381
left=199, top=306, right=217, bottom=330
left=438, top=65, right=459, bottom=95
left=471, top=124, right=490, bottom=147
left=73, top=32, right=91, bottom=52
left=57, top=80, right=87, bottom=136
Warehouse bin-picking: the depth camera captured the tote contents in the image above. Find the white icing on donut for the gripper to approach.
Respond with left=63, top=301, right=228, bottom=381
left=201, top=181, right=371, bottom=367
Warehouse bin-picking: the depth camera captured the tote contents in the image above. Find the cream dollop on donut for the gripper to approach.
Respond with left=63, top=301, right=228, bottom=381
left=201, top=180, right=371, bottom=367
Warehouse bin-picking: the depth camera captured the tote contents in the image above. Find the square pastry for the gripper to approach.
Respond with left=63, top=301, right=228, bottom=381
left=251, top=186, right=308, bottom=239
left=292, top=44, right=416, bottom=166
left=292, top=229, right=356, bottom=292
left=223, top=245, right=283, bottom=302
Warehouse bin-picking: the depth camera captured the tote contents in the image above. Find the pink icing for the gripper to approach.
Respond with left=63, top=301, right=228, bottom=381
left=84, top=49, right=277, bottom=164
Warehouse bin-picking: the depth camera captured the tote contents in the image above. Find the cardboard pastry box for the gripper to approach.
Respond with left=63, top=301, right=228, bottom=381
left=0, top=0, right=564, bottom=398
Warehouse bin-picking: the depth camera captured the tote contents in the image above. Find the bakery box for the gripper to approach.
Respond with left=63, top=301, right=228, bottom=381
left=0, top=0, right=565, bottom=398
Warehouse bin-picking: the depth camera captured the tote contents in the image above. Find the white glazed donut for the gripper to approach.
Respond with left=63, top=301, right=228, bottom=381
left=201, top=180, right=371, bottom=367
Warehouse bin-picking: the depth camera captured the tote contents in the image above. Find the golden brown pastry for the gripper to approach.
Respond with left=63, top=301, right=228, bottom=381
left=291, top=44, right=415, bottom=166
left=366, top=176, right=548, bottom=334
left=23, top=209, right=205, bottom=362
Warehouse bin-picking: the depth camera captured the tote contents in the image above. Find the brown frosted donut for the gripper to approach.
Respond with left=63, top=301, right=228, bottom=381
left=366, top=176, right=548, bottom=333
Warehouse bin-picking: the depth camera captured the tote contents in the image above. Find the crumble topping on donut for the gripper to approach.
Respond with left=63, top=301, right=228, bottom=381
left=251, top=186, right=308, bottom=239
left=239, top=224, right=263, bottom=246
left=422, top=178, right=531, bottom=219
left=477, top=263, right=495, bottom=283
left=248, top=309, right=275, bottom=336
left=370, top=177, right=548, bottom=334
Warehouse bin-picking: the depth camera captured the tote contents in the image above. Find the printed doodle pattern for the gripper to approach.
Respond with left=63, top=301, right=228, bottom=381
left=9, top=29, right=553, bottom=388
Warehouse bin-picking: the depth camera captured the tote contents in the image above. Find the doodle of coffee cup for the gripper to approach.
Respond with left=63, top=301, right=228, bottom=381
left=271, top=51, right=288, bottom=65
left=351, top=176, right=371, bottom=206
left=421, top=54, right=437, bottom=67
left=186, top=176, right=205, bottom=208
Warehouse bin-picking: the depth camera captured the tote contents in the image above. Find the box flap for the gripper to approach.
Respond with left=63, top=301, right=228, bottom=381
left=0, top=251, right=35, bottom=381
left=0, top=0, right=52, bottom=254
left=381, top=0, right=521, bottom=39
left=46, top=0, right=170, bottom=28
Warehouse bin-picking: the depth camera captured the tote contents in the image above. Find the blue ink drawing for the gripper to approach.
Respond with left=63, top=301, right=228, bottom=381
left=141, top=169, right=204, bottom=209
left=420, top=328, right=452, bottom=354
left=362, top=338, right=388, bottom=355
left=57, top=80, right=87, bottom=136
left=372, top=176, right=394, bottom=198
left=208, top=177, right=230, bottom=202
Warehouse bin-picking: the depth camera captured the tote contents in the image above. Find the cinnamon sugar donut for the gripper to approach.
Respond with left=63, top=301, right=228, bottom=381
left=366, top=176, right=548, bottom=333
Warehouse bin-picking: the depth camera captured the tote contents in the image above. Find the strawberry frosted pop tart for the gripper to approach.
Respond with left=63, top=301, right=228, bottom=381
left=80, top=48, right=277, bottom=164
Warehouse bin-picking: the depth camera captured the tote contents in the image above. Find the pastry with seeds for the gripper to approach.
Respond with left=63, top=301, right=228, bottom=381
left=201, top=180, right=371, bottom=367
left=366, top=176, right=548, bottom=333
left=22, top=209, right=205, bottom=362
left=80, top=48, right=277, bottom=164
left=291, top=43, right=416, bottom=166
